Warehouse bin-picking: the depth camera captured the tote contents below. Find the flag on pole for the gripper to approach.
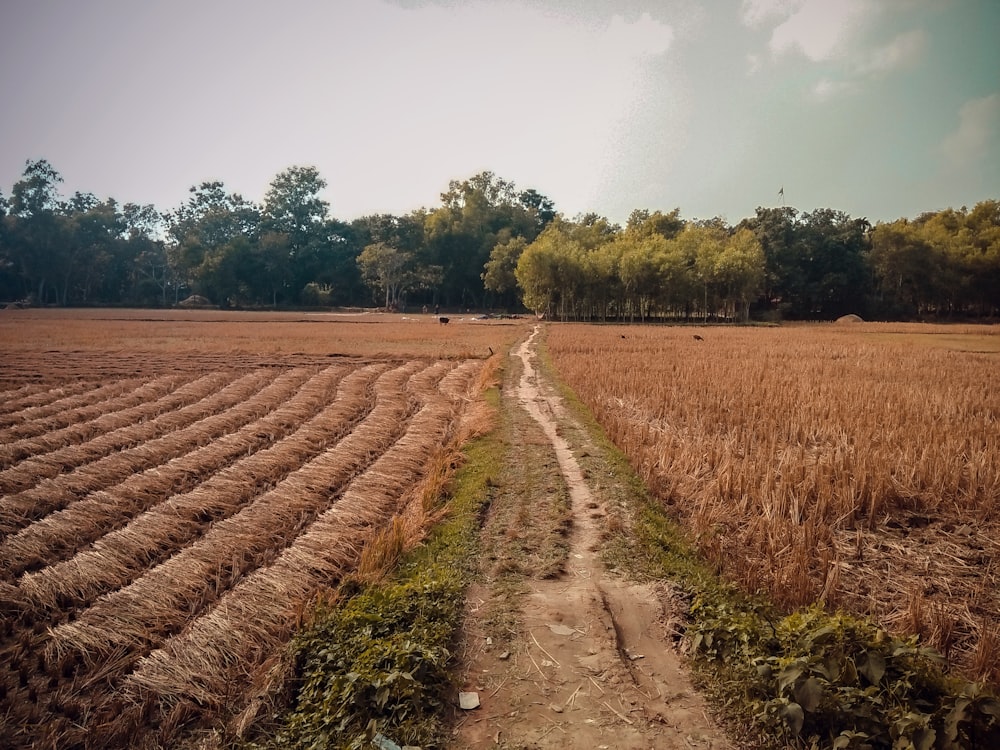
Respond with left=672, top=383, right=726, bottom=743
left=778, top=186, right=784, bottom=198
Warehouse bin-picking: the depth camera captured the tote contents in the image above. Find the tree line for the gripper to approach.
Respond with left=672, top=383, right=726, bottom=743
left=1, top=159, right=997, bottom=320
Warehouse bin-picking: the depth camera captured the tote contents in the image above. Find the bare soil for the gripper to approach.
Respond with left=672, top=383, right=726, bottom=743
left=449, top=327, right=734, bottom=749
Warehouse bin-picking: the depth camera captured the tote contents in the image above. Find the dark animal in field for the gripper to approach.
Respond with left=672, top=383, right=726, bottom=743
left=439, top=316, right=450, bottom=324
left=693, top=334, right=704, bottom=341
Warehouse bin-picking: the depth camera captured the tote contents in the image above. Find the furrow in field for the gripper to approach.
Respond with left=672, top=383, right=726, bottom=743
left=0, top=373, right=196, bottom=451
left=0, top=380, right=99, bottom=416
left=0, top=367, right=324, bottom=539
left=0, top=371, right=243, bottom=496
left=110, top=362, right=470, bottom=742
left=0, top=367, right=327, bottom=580
left=13, top=363, right=381, bottom=611
left=42, top=361, right=434, bottom=664
left=0, top=364, right=355, bottom=741
left=0, top=377, right=151, bottom=431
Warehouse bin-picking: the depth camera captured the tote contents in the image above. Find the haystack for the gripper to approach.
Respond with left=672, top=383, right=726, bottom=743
left=835, top=313, right=864, bottom=323
left=177, top=295, right=214, bottom=309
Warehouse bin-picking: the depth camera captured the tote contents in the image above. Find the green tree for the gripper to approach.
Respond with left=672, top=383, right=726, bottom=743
left=870, top=220, right=941, bottom=316
left=626, top=208, right=685, bottom=240
left=798, top=209, right=870, bottom=318
left=961, top=200, right=1000, bottom=315
left=425, top=171, right=540, bottom=309
left=168, top=181, right=261, bottom=304
left=616, top=234, right=662, bottom=322
left=741, top=206, right=804, bottom=316
left=357, top=242, right=414, bottom=310
left=7, top=159, right=65, bottom=303
left=122, top=203, right=174, bottom=306
left=60, top=193, right=123, bottom=305
left=515, top=220, right=583, bottom=319
left=715, top=228, right=766, bottom=320
left=482, top=236, right=527, bottom=310
left=518, top=188, right=557, bottom=231
left=261, top=165, right=342, bottom=304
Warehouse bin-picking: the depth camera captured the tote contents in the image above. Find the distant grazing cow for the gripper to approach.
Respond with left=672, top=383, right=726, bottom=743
left=439, top=316, right=450, bottom=325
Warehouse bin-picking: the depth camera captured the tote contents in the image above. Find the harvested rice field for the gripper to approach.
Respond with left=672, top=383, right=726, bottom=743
left=0, top=308, right=526, bottom=749
left=545, top=321, right=1000, bottom=686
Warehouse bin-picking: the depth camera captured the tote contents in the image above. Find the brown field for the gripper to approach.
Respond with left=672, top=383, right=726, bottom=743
left=546, top=321, right=1000, bottom=685
left=0, top=308, right=526, bottom=749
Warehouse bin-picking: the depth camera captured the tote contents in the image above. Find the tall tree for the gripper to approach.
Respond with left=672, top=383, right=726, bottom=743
left=168, top=181, right=261, bottom=304
left=59, top=193, right=122, bottom=305
left=7, top=159, right=65, bottom=303
left=425, top=171, right=540, bottom=309
left=741, top=206, right=803, bottom=315
left=261, top=165, right=341, bottom=304
left=715, top=228, right=766, bottom=320
left=515, top=220, right=583, bottom=319
left=797, top=209, right=871, bottom=318
left=357, top=241, right=428, bottom=310
left=482, top=236, right=527, bottom=310
left=518, top=188, right=557, bottom=231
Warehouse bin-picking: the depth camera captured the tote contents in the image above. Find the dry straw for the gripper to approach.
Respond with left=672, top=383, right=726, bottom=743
left=0, top=373, right=188, bottom=454
left=0, top=367, right=319, bottom=579
left=0, top=371, right=239, bottom=492
left=1, top=339, right=494, bottom=747
left=0, top=377, right=144, bottom=432
left=43, top=362, right=427, bottom=661
left=547, top=323, right=999, bottom=683
left=119, top=360, right=481, bottom=727
left=0, top=367, right=330, bottom=542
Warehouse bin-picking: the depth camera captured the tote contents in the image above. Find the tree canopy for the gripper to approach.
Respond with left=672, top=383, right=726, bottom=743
left=1, top=158, right=996, bottom=320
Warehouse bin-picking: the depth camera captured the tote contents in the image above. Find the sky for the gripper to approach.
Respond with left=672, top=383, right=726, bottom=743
left=1, top=0, right=997, bottom=227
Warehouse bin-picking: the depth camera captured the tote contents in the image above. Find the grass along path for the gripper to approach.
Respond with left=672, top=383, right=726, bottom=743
left=450, top=326, right=733, bottom=749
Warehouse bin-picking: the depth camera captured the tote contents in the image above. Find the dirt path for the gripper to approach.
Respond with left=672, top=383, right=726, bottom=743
left=450, top=327, right=733, bottom=749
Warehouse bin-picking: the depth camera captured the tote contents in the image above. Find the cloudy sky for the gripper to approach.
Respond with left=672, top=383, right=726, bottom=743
left=1, top=0, right=997, bottom=226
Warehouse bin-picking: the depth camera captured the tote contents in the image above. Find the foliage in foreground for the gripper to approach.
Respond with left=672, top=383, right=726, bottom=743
left=277, top=572, right=462, bottom=749
left=615, top=452, right=1000, bottom=750
left=688, top=595, right=1000, bottom=749
left=252, top=395, right=500, bottom=750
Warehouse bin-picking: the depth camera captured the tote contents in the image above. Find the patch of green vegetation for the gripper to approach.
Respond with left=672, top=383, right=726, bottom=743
left=534, top=328, right=1000, bottom=750
left=251, top=387, right=505, bottom=750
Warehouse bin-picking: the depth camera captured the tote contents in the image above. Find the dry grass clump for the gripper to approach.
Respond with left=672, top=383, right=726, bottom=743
left=546, top=322, right=1000, bottom=683
left=0, top=377, right=145, bottom=430
left=0, top=368, right=317, bottom=577
left=9, top=365, right=365, bottom=607
left=0, top=368, right=315, bottom=540
left=0, top=380, right=99, bottom=416
left=112, top=359, right=484, bottom=744
left=42, top=362, right=425, bottom=660
left=0, top=371, right=235, bottom=495
left=0, top=374, right=187, bottom=448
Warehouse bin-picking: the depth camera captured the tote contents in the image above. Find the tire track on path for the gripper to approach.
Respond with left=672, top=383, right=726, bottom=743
left=454, top=326, right=733, bottom=749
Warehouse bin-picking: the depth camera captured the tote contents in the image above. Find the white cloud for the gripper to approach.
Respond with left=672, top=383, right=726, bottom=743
left=769, top=0, right=869, bottom=61
left=855, top=29, right=926, bottom=75
left=941, top=94, right=1000, bottom=168
left=746, top=53, right=763, bottom=75
left=740, top=0, right=803, bottom=28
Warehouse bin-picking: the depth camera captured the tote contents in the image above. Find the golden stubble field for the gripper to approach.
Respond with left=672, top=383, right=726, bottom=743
left=546, top=321, right=1000, bottom=686
left=0, top=308, right=527, bottom=749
